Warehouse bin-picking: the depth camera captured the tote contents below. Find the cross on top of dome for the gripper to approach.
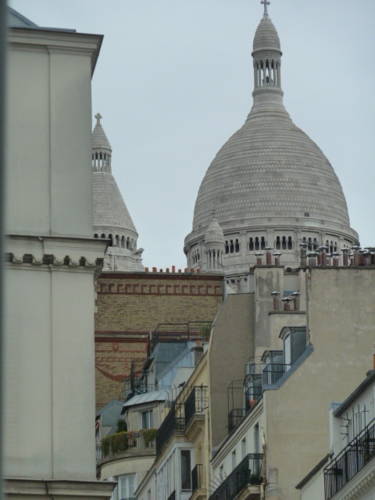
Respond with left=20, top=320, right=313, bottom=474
left=261, top=0, right=270, bottom=16
left=95, top=112, right=102, bottom=124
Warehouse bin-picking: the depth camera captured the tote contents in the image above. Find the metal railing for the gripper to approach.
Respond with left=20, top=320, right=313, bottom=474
left=324, top=418, right=375, bottom=499
left=185, top=386, right=208, bottom=428
left=156, top=403, right=185, bottom=456
left=149, top=321, right=212, bottom=354
left=228, top=408, right=248, bottom=432
left=192, top=464, right=203, bottom=493
left=209, top=453, right=263, bottom=500
left=262, top=363, right=290, bottom=385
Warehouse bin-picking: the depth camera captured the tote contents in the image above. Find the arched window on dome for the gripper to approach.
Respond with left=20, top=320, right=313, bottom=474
left=94, top=234, right=98, bottom=238
left=121, top=236, right=125, bottom=248
left=109, top=234, right=113, bottom=246
left=282, top=236, right=287, bottom=250
left=261, top=237, right=266, bottom=250
left=115, top=235, right=119, bottom=247
left=126, top=237, right=130, bottom=249
left=275, top=236, right=281, bottom=250
left=313, top=238, right=318, bottom=250
left=255, top=237, right=260, bottom=251
left=230, top=240, right=234, bottom=254
left=249, top=238, right=254, bottom=251
left=225, top=241, right=229, bottom=254
left=235, top=239, right=240, bottom=253
left=101, top=233, right=106, bottom=239
left=308, top=237, right=313, bottom=251
left=334, top=242, right=338, bottom=253
left=288, top=236, right=293, bottom=250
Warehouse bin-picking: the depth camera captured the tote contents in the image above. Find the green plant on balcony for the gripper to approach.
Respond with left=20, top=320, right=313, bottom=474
left=101, top=431, right=129, bottom=457
left=117, top=419, right=127, bottom=432
left=142, top=428, right=157, bottom=446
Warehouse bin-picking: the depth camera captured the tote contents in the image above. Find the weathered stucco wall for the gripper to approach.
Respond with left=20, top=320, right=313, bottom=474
left=209, top=293, right=255, bottom=447
left=264, top=268, right=375, bottom=500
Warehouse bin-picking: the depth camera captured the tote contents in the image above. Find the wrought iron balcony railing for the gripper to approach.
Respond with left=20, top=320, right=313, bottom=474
left=209, top=453, right=263, bottom=500
left=185, top=386, right=207, bottom=428
left=324, top=418, right=375, bottom=500
left=192, top=464, right=203, bottom=493
left=156, top=403, right=185, bottom=456
left=262, top=363, right=291, bottom=385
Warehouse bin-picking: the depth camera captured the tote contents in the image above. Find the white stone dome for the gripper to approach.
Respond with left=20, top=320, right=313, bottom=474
left=92, top=114, right=143, bottom=271
left=93, top=172, right=137, bottom=235
left=192, top=111, right=352, bottom=233
left=253, top=15, right=280, bottom=52
left=205, top=218, right=225, bottom=245
left=184, top=10, right=358, bottom=275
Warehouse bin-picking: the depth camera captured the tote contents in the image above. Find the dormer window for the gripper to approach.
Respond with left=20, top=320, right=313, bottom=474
left=280, top=327, right=307, bottom=368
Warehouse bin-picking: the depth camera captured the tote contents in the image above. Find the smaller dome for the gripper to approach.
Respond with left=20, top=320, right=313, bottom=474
left=92, top=113, right=111, bottom=151
left=253, top=16, right=281, bottom=52
left=205, top=219, right=225, bottom=245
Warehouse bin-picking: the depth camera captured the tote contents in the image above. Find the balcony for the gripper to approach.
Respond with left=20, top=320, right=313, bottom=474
left=156, top=403, right=185, bottom=456
left=324, top=418, right=375, bottom=500
left=99, top=429, right=156, bottom=463
left=261, top=362, right=290, bottom=386
left=185, top=386, right=207, bottom=439
left=209, top=454, right=263, bottom=500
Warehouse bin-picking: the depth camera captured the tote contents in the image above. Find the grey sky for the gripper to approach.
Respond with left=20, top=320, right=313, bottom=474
left=10, top=0, right=375, bottom=268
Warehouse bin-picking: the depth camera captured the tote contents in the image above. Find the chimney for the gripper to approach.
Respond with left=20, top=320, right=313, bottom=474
left=291, top=291, right=300, bottom=311
left=307, top=252, right=318, bottom=267
left=282, top=297, right=292, bottom=312
left=300, top=243, right=308, bottom=268
left=352, top=246, right=360, bottom=266
left=271, top=291, right=281, bottom=311
left=342, top=248, right=350, bottom=267
left=255, top=252, right=264, bottom=266
left=332, top=253, right=340, bottom=267
left=273, top=252, right=281, bottom=266
left=265, top=247, right=273, bottom=265
left=318, top=246, right=328, bottom=267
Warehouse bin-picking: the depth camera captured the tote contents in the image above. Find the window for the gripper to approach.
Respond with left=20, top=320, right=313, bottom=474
left=111, top=474, right=136, bottom=500
left=254, top=423, right=260, bottom=454
left=220, top=464, right=224, bottom=479
left=241, top=438, right=247, bottom=459
left=249, top=237, right=254, bottom=251
left=231, top=450, right=237, bottom=470
left=283, top=327, right=307, bottom=367
left=141, top=409, right=153, bottom=429
left=181, top=450, right=192, bottom=490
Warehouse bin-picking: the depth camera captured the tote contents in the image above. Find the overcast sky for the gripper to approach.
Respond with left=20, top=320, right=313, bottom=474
left=10, top=0, right=375, bottom=268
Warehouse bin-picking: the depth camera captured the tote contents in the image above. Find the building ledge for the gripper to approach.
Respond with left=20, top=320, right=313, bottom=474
left=5, top=478, right=115, bottom=498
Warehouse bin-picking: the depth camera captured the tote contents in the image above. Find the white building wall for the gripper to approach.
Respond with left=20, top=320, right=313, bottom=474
left=7, top=39, right=93, bottom=237
left=4, top=26, right=107, bottom=489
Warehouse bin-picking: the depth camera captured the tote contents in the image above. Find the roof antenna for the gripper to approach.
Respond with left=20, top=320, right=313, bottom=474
left=261, top=0, right=270, bottom=17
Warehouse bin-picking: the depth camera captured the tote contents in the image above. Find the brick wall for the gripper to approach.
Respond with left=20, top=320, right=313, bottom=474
left=95, top=271, right=223, bottom=409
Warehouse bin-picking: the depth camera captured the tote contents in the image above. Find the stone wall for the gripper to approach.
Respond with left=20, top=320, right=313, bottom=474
left=95, top=271, right=223, bottom=409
